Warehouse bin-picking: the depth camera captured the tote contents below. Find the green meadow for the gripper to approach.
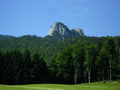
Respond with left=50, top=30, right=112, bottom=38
left=0, top=81, right=120, bottom=90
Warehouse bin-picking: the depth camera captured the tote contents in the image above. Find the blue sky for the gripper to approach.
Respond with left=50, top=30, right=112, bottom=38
left=0, top=0, right=120, bottom=37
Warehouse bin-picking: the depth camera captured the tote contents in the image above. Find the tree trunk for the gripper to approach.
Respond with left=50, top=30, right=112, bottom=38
left=74, top=67, right=77, bottom=84
left=74, top=60, right=78, bottom=85
left=88, top=68, right=91, bottom=83
left=87, top=58, right=91, bottom=83
left=109, top=55, right=112, bottom=82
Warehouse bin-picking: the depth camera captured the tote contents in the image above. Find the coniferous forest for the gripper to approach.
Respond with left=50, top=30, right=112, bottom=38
left=0, top=35, right=120, bottom=84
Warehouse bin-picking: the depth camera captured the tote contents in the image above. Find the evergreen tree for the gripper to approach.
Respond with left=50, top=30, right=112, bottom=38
left=72, top=45, right=85, bottom=84
left=97, top=47, right=109, bottom=81
left=32, top=52, right=48, bottom=83
left=56, top=47, right=74, bottom=84
left=84, top=44, right=97, bottom=83
left=103, top=38, right=116, bottom=81
left=23, top=49, right=32, bottom=83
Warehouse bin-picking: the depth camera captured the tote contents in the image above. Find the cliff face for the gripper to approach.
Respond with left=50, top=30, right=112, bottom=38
left=48, top=22, right=71, bottom=37
left=48, top=22, right=85, bottom=39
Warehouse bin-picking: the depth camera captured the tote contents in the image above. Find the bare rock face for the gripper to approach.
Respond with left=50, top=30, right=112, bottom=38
left=74, top=28, right=84, bottom=36
left=71, top=28, right=84, bottom=36
left=48, top=22, right=71, bottom=37
left=48, top=22, right=85, bottom=39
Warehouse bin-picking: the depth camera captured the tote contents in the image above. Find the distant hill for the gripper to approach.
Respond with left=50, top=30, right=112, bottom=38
left=0, top=34, right=106, bottom=64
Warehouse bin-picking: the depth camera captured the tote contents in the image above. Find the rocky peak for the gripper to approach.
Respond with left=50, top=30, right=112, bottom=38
left=48, top=22, right=70, bottom=36
left=48, top=22, right=85, bottom=39
left=74, top=28, right=84, bottom=36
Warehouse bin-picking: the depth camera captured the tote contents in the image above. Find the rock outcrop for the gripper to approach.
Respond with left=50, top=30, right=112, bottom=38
left=48, top=22, right=85, bottom=39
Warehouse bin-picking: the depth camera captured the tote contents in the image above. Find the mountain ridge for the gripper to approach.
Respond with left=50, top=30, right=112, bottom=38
left=48, top=22, right=85, bottom=39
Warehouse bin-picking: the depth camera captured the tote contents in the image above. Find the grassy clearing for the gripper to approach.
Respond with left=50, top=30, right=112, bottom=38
left=0, top=81, right=120, bottom=90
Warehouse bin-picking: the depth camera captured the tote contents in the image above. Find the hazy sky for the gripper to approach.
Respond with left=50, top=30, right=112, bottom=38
left=0, top=0, right=120, bottom=37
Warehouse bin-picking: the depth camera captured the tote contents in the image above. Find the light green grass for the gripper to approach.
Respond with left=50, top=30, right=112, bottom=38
left=0, top=81, right=120, bottom=90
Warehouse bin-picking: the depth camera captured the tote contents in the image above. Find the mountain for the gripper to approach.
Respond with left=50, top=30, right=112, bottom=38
left=0, top=24, right=120, bottom=85
left=0, top=22, right=119, bottom=65
left=48, top=22, right=84, bottom=39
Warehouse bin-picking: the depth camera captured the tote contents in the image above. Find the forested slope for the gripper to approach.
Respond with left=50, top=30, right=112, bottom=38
left=0, top=35, right=120, bottom=84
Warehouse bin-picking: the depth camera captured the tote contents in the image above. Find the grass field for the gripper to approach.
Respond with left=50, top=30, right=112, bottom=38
left=0, top=81, right=120, bottom=90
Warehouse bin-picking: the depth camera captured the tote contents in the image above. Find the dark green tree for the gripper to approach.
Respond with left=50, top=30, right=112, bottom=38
left=32, top=52, right=48, bottom=83
left=97, top=47, right=109, bottom=81
left=103, top=38, right=116, bottom=81
left=56, top=47, right=75, bottom=84
left=84, top=44, right=98, bottom=83
left=0, top=51, right=4, bottom=84
left=22, top=49, right=32, bottom=83
left=72, top=45, right=85, bottom=84
left=10, top=50, right=23, bottom=84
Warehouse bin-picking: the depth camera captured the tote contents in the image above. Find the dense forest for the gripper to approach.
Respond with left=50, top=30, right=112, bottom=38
left=0, top=35, right=120, bottom=84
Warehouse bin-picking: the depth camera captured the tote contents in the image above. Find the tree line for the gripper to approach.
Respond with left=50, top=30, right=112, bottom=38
left=0, top=37, right=120, bottom=84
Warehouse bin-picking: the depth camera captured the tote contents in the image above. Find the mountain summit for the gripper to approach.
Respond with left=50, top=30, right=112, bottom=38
left=48, top=22, right=71, bottom=36
left=48, top=22, right=84, bottom=39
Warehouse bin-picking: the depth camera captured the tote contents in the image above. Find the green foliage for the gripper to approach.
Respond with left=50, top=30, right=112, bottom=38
left=32, top=52, right=48, bottom=83
left=0, top=35, right=120, bottom=84
left=55, top=47, right=74, bottom=84
left=0, top=49, right=48, bottom=84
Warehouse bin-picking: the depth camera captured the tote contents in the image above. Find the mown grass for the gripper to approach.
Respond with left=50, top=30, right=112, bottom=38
left=0, top=81, right=120, bottom=90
